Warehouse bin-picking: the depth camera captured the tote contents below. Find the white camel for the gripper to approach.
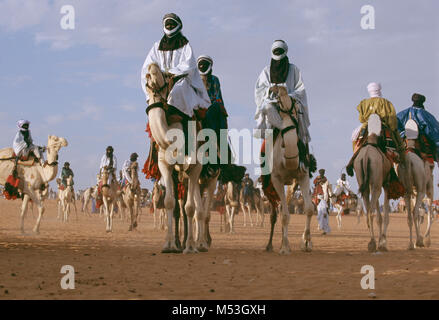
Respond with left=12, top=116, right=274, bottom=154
left=0, top=135, right=68, bottom=234
left=100, top=167, right=120, bottom=233
left=224, top=181, right=240, bottom=234
left=81, top=185, right=97, bottom=215
left=58, top=175, right=76, bottom=222
left=239, top=186, right=254, bottom=227
left=145, top=63, right=207, bottom=253
left=122, top=161, right=141, bottom=231
left=264, top=86, right=314, bottom=254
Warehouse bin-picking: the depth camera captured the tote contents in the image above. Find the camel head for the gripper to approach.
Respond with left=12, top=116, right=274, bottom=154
left=47, top=135, right=68, bottom=161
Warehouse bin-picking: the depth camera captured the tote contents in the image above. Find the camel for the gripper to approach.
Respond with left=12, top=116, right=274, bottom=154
left=152, top=180, right=166, bottom=230
left=353, top=114, right=392, bottom=252
left=145, top=62, right=207, bottom=253
left=0, top=135, right=68, bottom=234
left=263, top=86, right=314, bottom=254
left=122, top=161, right=141, bottom=231
left=82, top=185, right=97, bottom=214
left=239, top=187, right=254, bottom=227
left=286, top=185, right=305, bottom=214
left=224, top=181, right=240, bottom=234
left=397, top=119, right=434, bottom=249
left=58, top=175, right=76, bottom=222
left=100, top=167, right=121, bottom=233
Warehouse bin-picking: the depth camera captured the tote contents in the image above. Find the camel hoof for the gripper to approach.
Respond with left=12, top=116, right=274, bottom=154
left=301, top=240, right=313, bottom=252
left=415, top=238, right=424, bottom=248
left=183, top=247, right=198, bottom=254
left=368, top=240, right=377, bottom=252
left=378, top=245, right=388, bottom=252
left=32, top=229, right=40, bottom=235
left=423, top=236, right=431, bottom=248
left=133, top=222, right=138, bottom=228
left=408, top=243, right=415, bottom=250
left=265, top=244, right=273, bottom=252
left=197, top=246, right=208, bottom=253
left=279, top=247, right=291, bottom=255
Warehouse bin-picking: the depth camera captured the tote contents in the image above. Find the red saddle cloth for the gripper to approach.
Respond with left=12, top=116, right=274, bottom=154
left=59, top=185, right=65, bottom=191
left=4, top=175, right=21, bottom=200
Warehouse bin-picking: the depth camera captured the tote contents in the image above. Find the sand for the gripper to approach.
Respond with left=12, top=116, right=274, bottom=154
left=0, top=198, right=438, bottom=300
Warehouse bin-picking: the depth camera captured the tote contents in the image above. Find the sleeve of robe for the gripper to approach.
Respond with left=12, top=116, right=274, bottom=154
left=13, top=132, right=26, bottom=155
left=254, top=67, right=270, bottom=127
left=288, top=64, right=310, bottom=142
left=140, top=43, right=159, bottom=104
left=122, top=160, right=132, bottom=184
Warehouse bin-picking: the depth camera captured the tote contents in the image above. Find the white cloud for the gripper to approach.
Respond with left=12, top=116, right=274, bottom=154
left=0, top=75, right=32, bottom=86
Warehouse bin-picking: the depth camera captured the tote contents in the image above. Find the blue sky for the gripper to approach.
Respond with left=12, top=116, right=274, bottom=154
left=0, top=0, right=438, bottom=196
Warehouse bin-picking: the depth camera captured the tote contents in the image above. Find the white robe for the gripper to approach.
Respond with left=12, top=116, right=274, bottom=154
left=100, top=154, right=117, bottom=173
left=254, top=63, right=310, bottom=143
left=122, top=160, right=133, bottom=184
left=334, top=179, right=352, bottom=196
left=13, top=130, right=42, bottom=159
left=140, top=41, right=210, bottom=117
left=317, top=197, right=331, bottom=233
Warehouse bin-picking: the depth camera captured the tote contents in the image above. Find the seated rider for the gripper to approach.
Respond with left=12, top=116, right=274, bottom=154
left=397, top=93, right=439, bottom=165
left=60, top=162, right=75, bottom=199
left=242, top=173, right=254, bottom=206
left=141, top=13, right=210, bottom=157
left=12, top=120, right=46, bottom=175
left=254, top=40, right=314, bottom=172
left=334, top=173, right=353, bottom=197
left=347, top=82, right=405, bottom=176
left=100, top=146, right=117, bottom=184
left=121, top=153, right=141, bottom=193
left=197, top=54, right=233, bottom=176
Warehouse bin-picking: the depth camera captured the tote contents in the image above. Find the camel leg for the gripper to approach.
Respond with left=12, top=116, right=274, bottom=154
left=413, top=190, right=425, bottom=248
left=153, top=203, right=157, bottom=230
left=336, top=205, right=342, bottom=230
left=183, top=177, right=197, bottom=254
left=173, top=195, right=182, bottom=251
left=299, top=175, right=313, bottom=252
left=20, top=194, right=30, bottom=234
left=366, top=187, right=380, bottom=252
left=190, top=168, right=208, bottom=252
left=378, top=191, right=390, bottom=251
left=109, top=202, right=115, bottom=232
left=265, top=204, right=277, bottom=252
left=225, top=205, right=231, bottom=233
left=242, top=203, right=247, bottom=227
left=128, top=202, right=134, bottom=231
left=32, top=192, right=45, bottom=234
left=158, top=161, right=178, bottom=253
left=229, top=206, right=237, bottom=234
left=405, top=194, right=415, bottom=250
left=423, top=163, right=434, bottom=247
left=104, top=199, right=111, bottom=232
left=270, top=176, right=290, bottom=254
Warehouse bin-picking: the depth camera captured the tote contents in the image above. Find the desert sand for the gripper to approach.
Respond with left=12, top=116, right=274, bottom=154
left=0, top=198, right=438, bottom=300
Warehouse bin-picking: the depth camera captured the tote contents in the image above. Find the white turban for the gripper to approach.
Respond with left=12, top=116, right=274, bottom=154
left=197, top=55, right=213, bottom=75
left=367, top=82, right=382, bottom=98
left=271, top=40, right=288, bottom=61
left=163, top=14, right=182, bottom=38
left=17, top=119, right=30, bottom=130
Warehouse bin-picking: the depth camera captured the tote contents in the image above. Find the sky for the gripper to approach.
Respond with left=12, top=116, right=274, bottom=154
left=0, top=0, right=438, bottom=197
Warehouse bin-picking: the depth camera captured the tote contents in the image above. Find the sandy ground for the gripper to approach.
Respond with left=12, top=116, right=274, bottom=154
left=0, top=198, right=438, bottom=300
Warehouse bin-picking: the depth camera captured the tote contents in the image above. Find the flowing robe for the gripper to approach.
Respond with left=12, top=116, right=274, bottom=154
left=254, top=63, right=310, bottom=143
left=140, top=41, right=210, bottom=117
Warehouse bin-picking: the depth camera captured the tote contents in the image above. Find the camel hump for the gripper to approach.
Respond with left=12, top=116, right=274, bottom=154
left=0, top=147, right=14, bottom=159
left=367, top=114, right=381, bottom=137
left=405, top=119, right=419, bottom=139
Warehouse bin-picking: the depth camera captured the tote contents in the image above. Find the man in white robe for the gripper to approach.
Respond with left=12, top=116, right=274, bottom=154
left=254, top=40, right=310, bottom=145
left=334, top=173, right=353, bottom=197
left=99, top=146, right=117, bottom=184
left=12, top=120, right=45, bottom=173
left=121, top=153, right=138, bottom=187
left=317, top=194, right=331, bottom=234
left=140, top=13, right=210, bottom=117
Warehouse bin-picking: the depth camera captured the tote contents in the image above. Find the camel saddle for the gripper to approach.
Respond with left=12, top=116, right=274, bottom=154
left=0, top=148, right=36, bottom=166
